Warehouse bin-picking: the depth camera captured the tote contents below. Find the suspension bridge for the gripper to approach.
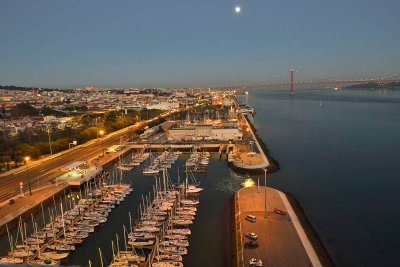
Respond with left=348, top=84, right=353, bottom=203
left=208, top=69, right=400, bottom=94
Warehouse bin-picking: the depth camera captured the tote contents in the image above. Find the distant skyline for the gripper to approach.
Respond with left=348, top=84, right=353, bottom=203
left=0, top=0, right=400, bottom=88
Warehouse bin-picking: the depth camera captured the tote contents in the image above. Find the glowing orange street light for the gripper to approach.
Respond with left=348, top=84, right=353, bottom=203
left=242, top=178, right=255, bottom=188
left=99, top=130, right=105, bottom=156
left=25, top=156, right=32, bottom=195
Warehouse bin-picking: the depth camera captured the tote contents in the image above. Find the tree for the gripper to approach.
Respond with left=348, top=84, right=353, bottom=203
left=81, top=127, right=99, bottom=140
left=34, top=142, right=51, bottom=155
left=41, top=106, right=66, bottom=117
left=51, top=138, right=69, bottom=152
left=15, top=143, right=41, bottom=159
left=11, top=103, right=39, bottom=117
left=106, top=111, right=119, bottom=122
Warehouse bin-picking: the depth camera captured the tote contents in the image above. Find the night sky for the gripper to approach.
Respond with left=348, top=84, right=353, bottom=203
left=1, top=0, right=399, bottom=88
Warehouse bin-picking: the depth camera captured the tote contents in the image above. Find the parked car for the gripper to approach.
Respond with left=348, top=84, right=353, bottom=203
left=245, top=232, right=258, bottom=241
left=244, top=241, right=259, bottom=248
left=249, top=258, right=263, bottom=266
left=245, top=215, right=257, bottom=223
left=9, top=199, right=15, bottom=205
left=274, top=208, right=286, bottom=215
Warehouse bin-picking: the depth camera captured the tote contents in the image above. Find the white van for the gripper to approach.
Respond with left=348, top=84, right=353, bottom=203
left=245, top=215, right=257, bottom=223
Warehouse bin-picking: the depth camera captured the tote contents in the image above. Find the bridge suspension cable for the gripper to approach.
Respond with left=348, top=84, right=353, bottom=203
left=292, top=69, right=336, bottom=82
left=376, top=72, right=400, bottom=81
left=244, top=71, right=289, bottom=86
left=227, top=71, right=290, bottom=89
left=208, top=69, right=400, bottom=91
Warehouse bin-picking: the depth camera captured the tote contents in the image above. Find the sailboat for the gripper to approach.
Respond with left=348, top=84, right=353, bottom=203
left=38, top=251, right=69, bottom=260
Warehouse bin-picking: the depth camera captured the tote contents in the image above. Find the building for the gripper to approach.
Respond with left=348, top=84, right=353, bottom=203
left=139, top=125, right=159, bottom=140
left=174, top=92, right=187, bottom=98
left=168, top=124, right=242, bottom=141
left=222, top=99, right=232, bottom=106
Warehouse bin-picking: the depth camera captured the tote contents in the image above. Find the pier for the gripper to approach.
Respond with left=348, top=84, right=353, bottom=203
left=228, top=96, right=276, bottom=174
left=233, top=186, right=333, bottom=267
left=0, top=184, right=68, bottom=236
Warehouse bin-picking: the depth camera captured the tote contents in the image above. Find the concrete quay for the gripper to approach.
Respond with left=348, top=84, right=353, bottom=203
left=228, top=95, right=281, bottom=175
left=233, top=186, right=333, bottom=267
left=130, top=143, right=235, bottom=152
left=0, top=183, right=68, bottom=236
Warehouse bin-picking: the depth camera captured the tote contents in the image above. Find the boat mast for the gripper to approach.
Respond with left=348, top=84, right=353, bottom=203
left=98, top=247, right=104, bottom=267
left=41, top=202, right=45, bottom=228
left=6, top=224, right=13, bottom=254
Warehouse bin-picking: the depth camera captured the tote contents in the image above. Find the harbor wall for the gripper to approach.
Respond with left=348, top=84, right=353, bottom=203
left=284, top=192, right=335, bottom=267
left=230, top=193, right=244, bottom=267
left=245, top=114, right=280, bottom=173
left=0, top=185, right=67, bottom=236
left=130, top=144, right=222, bottom=152
left=228, top=114, right=279, bottom=175
left=230, top=96, right=279, bottom=174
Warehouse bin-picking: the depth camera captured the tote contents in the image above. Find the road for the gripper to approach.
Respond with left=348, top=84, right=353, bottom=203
left=0, top=112, right=164, bottom=203
left=0, top=129, right=125, bottom=202
left=0, top=103, right=210, bottom=203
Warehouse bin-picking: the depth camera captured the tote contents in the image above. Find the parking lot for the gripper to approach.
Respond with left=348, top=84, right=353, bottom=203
left=238, top=186, right=313, bottom=267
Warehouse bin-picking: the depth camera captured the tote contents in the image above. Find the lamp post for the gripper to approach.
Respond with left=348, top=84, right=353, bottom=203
left=99, top=130, right=105, bottom=157
left=25, top=156, right=32, bottom=195
left=264, top=168, right=267, bottom=219
left=47, top=125, right=53, bottom=155
left=19, top=182, right=25, bottom=197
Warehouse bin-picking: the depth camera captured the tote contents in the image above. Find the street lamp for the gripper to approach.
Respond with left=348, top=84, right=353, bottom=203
left=99, top=130, right=105, bottom=156
left=25, top=156, right=32, bottom=195
left=46, top=125, right=53, bottom=155
left=264, top=168, right=267, bottom=219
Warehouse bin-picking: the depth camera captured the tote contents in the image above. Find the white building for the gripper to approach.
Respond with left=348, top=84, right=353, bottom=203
left=168, top=124, right=242, bottom=141
left=147, top=103, right=179, bottom=110
left=174, top=92, right=187, bottom=98
left=43, top=116, right=57, bottom=123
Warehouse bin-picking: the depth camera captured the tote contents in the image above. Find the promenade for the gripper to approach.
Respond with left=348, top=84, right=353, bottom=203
left=0, top=145, right=133, bottom=235
left=235, top=186, right=322, bottom=267
left=230, top=96, right=270, bottom=173
left=0, top=183, right=68, bottom=236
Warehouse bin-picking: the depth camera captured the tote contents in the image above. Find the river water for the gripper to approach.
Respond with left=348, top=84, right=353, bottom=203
left=245, top=88, right=400, bottom=266
left=0, top=154, right=244, bottom=267
left=1, top=87, right=399, bottom=266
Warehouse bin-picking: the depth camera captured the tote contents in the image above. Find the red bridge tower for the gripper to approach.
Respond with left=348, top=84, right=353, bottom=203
left=290, top=69, right=294, bottom=95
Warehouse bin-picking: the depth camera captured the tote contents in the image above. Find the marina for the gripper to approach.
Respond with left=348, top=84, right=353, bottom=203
left=106, top=169, right=203, bottom=267
left=0, top=147, right=247, bottom=266
left=0, top=170, right=133, bottom=265
left=0, top=96, right=331, bottom=266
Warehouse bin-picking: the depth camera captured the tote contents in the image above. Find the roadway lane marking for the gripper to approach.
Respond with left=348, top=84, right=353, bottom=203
left=13, top=169, right=26, bottom=175
left=12, top=163, right=43, bottom=175
left=49, top=154, right=61, bottom=160
left=83, top=142, right=95, bottom=147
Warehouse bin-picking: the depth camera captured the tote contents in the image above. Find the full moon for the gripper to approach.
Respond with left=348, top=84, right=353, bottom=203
left=235, top=6, right=241, bottom=13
